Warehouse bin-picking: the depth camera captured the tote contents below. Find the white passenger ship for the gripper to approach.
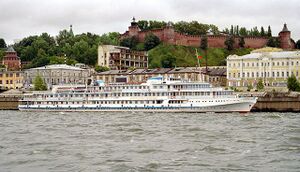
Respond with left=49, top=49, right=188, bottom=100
left=19, top=76, right=257, bottom=112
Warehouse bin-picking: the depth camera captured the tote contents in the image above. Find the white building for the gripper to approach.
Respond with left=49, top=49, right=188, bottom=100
left=98, top=45, right=148, bottom=70
left=24, top=64, right=90, bottom=89
left=227, top=49, right=300, bottom=87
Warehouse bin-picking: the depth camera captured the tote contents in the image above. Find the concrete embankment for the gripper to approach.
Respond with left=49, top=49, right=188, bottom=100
left=251, top=92, right=300, bottom=112
left=0, top=95, right=21, bottom=110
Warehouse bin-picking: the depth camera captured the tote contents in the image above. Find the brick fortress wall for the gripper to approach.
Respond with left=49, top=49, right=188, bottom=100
left=121, top=21, right=294, bottom=50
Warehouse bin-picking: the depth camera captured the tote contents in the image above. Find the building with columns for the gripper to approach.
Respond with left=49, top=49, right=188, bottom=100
left=98, top=45, right=148, bottom=70
left=24, top=64, right=90, bottom=89
left=227, top=48, right=300, bottom=88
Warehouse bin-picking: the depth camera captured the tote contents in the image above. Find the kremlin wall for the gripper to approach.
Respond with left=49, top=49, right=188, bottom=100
left=121, top=19, right=295, bottom=50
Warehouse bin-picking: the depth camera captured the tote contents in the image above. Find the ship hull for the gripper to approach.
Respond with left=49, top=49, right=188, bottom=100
left=19, top=98, right=257, bottom=113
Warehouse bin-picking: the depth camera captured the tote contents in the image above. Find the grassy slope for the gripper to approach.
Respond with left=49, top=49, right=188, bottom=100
left=148, top=44, right=253, bottom=68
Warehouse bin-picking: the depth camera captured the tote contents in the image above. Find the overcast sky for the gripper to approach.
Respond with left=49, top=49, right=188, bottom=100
left=0, top=0, right=299, bottom=44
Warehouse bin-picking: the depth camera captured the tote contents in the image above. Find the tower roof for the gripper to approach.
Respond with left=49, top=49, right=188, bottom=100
left=6, top=46, right=15, bottom=52
left=281, top=23, right=289, bottom=32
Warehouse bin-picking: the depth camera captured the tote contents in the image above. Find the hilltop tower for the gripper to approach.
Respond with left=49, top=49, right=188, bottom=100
left=128, top=17, right=140, bottom=37
left=278, top=23, right=292, bottom=49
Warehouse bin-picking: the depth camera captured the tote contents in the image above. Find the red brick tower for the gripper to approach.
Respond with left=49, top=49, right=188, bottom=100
left=128, top=17, right=140, bottom=37
left=2, top=47, right=21, bottom=71
left=279, top=23, right=292, bottom=49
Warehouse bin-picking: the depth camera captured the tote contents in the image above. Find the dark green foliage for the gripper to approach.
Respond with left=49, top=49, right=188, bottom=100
left=239, top=27, right=247, bottom=36
left=49, top=56, right=77, bottom=65
left=296, top=40, right=300, bottom=49
left=224, top=25, right=272, bottom=37
left=239, top=37, right=245, bottom=48
left=225, top=36, right=235, bottom=51
left=0, top=50, right=4, bottom=61
left=13, top=28, right=119, bottom=68
left=0, top=38, right=6, bottom=48
left=161, top=54, right=176, bottom=68
left=95, top=65, right=110, bottom=72
left=260, top=27, right=265, bottom=37
left=267, top=25, right=272, bottom=37
left=257, top=78, right=264, bottom=91
left=144, top=33, right=160, bottom=51
left=200, top=36, right=208, bottom=50
left=98, top=32, right=120, bottom=45
left=267, top=37, right=280, bottom=47
left=33, top=75, right=47, bottom=91
left=287, top=74, right=300, bottom=91
left=120, top=36, right=139, bottom=49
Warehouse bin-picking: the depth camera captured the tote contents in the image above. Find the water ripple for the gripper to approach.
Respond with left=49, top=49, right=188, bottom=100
left=0, top=111, right=299, bottom=171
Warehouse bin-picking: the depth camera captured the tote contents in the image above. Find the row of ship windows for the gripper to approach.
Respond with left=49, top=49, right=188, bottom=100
left=228, top=61, right=300, bottom=68
left=229, top=71, right=299, bottom=78
left=35, top=91, right=232, bottom=98
left=32, top=100, right=163, bottom=105
left=103, top=85, right=148, bottom=90
left=191, top=99, right=239, bottom=103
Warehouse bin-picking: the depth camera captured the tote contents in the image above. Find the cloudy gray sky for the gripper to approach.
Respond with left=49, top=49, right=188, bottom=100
left=0, top=0, right=299, bottom=44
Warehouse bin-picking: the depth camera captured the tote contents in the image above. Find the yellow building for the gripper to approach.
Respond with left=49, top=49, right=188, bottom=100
left=0, top=71, right=23, bottom=90
left=227, top=48, right=300, bottom=88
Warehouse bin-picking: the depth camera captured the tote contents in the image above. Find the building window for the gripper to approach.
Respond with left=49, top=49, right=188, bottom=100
left=287, top=62, right=289, bottom=66
left=257, top=72, right=259, bottom=77
left=282, top=62, right=284, bottom=66
left=0, top=80, right=2, bottom=84
left=277, top=62, right=280, bottom=66
left=272, top=72, right=275, bottom=77
left=292, top=61, right=294, bottom=65
left=252, top=72, right=254, bottom=77
left=277, top=72, right=280, bottom=77
left=238, top=73, right=240, bottom=78
left=282, top=72, right=284, bottom=77
left=287, top=72, right=289, bottom=77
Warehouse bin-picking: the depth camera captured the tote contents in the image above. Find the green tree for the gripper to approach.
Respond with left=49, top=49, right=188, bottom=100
left=260, top=26, right=265, bottom=37
left=95, top=65, right=110, bottom=72
left=137, top=20, right=149, bottom=30
left=33, top=75, right=47, bottom=91
left=120, top=36, right=139, bottom=49
left=0, top=38, right=6, bottom=48
left=200, top=36, right=208, bottom=50
left=0, top=49, right=4, bottom=61
left=98, top=32, right=120, bottom=45
left=287, top=74, right=300, bottom=91
left=257, top=78, right=264, bottom=91
left=144, top=33, right=160, bottom=51
left=230, top=25, right=234, bottom=35
left=239, top=37, right=245, bottom=48
left=296, top=40, right=300, bottom=49
left=252, top=27, right=260, bottom=36
left=267, top=25, right=272, bottom=37
left=267, top=37, right=280, bottom=47
left=239, top=27, right=248, bottom=36
left=225, top=36, right=235, bottom=51
left=161, top=54, right=176, bottom=68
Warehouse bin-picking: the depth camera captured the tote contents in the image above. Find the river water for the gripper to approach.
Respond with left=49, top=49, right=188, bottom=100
left=0, top=111, right=299, bottom=172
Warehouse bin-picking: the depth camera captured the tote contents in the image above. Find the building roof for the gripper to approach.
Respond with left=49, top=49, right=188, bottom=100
left=27, top=64, right=85, bottom=71
left=202, top=67, right=226, bottom=76
left=281, top=23, right=289, bottom=32
left=227, top=51, right=300, bottom=60
left=6, top=46, right=16, bottom=52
